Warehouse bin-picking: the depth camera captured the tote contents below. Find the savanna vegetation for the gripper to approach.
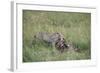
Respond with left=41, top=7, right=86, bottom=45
left=23, top=10, right=91, bottom=62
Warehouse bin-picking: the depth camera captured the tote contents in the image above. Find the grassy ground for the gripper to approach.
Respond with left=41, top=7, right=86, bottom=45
left=23, top=10, right=91, bottom=62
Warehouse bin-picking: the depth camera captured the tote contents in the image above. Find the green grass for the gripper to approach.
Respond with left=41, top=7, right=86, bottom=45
left=23, top=10, right=91, bottom=62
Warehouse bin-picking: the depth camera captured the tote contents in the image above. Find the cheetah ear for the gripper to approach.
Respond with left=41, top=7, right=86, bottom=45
left=60, top=37, right=66, bottom=41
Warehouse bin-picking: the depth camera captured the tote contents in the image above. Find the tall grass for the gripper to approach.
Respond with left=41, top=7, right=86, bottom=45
left=23, top=10, right=91, bottom=62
